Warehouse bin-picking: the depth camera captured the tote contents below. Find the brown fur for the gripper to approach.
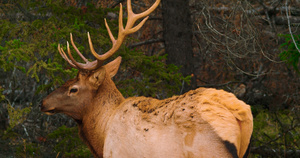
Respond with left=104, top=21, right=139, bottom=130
left=41, top=57, right=253, bottom=158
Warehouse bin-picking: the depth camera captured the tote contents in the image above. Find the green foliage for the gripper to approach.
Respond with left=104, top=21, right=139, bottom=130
left=0, top=0, right=188, bottom=97
left=0, top=23, right=77, bottom=91
left=0, top=39, right=27, bottom=72
left=279, top=34, right=300, bottom=73
left=47, top=125, right=91, bottom=157
left=7, top=104, right=31, bottom=130
left=0, top=86, right=4, bottom=102
left=15, top=139, right=40, bottom=157
left=0, top=0, right=113, bottom=92
left=0, top=105, right=34, bottom=157
left=251, top=108, right=300, bottom=157
left=117, top=47, right=191, bottom=98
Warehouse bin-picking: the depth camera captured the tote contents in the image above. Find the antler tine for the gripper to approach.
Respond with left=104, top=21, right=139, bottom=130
left=88, top=32, right=101, bottom=61
left=127, top=0, right=160, bottom=17
left=59, top=34, right=100, bottom=71
left=89, top=4, right=124, bottom=62
left=66, top=41, right=86, bottom=69
left=125, top=16, right=149, bottom=35
left=104, top=19, right=116, bottom=44
left=58, top=44, right=78, bottom=68
left=70, top=33, right=89, bottom=63
left=126, top=0, right=160, bottom=29
left=90, top=0, right=160, bottom=62
left=59, top=0, right=160, bottom=71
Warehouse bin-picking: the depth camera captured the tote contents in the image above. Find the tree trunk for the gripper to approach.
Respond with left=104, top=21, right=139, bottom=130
left=162, top=0, right=196, bottom=93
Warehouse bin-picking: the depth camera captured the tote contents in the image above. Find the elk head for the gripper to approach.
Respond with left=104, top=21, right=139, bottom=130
left=40, top=57, right=122, bottom=121
left=41, top=0, right=161, bottom=121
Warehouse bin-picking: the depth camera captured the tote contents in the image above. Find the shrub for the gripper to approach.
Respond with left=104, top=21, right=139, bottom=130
left=279, top=34, right=300, bottom=74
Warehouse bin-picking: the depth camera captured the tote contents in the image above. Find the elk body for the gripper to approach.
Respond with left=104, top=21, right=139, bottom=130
left=41, top=0, right=253, bottom=157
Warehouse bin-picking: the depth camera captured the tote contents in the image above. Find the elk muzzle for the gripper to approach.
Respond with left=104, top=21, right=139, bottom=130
left=40, top=100, right=56, bottom=115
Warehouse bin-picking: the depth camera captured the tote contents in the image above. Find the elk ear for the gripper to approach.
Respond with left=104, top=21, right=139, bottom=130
left=88, top=67, right=106, bottom=88
left=104, top=56, right=122, bottom=78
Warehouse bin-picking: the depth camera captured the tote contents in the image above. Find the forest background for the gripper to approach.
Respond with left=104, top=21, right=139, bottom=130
left=0, top=0, right=299, bottom=157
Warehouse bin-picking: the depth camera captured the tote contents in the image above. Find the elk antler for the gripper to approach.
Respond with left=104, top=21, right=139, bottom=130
left=58, top=0, right=160, bottom=71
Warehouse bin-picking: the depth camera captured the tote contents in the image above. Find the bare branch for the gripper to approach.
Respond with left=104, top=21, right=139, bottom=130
left=128, top=38, right=164, bottom=48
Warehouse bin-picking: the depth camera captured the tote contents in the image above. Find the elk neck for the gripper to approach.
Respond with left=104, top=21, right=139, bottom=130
left=77, top=75, right=125, bottom=156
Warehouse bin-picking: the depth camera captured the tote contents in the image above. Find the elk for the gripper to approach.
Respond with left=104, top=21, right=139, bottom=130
left=41, top=0, right=253, bottom=157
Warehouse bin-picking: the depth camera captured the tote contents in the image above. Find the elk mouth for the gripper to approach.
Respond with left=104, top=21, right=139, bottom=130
left=41, top=107, right=56, bottom=115
left=45, top=109, right=56, bottom=115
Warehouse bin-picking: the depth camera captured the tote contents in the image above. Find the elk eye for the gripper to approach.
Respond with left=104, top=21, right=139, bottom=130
left=70, top=88, right=78, bottom=93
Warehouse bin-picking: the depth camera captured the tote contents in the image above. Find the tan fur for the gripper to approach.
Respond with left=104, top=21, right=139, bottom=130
left=41, top=58, right=253, bottom=158
left=111, top=88, right=253, bottom=158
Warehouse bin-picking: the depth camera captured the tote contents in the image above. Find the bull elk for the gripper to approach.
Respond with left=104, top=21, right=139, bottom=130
left=41, top=0, right=253, bottom=157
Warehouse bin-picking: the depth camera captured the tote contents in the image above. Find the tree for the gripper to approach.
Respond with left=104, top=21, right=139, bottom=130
left=162, top=0, right=196, bottom=93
